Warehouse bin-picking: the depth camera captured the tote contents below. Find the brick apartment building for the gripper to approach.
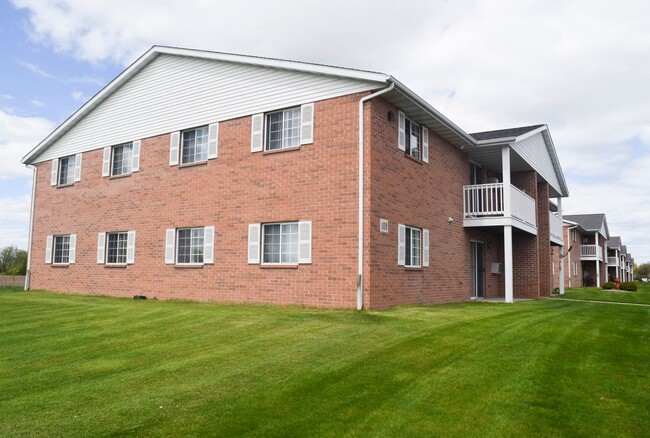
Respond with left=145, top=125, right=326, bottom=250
left=22, top=46, right=570, bottom=309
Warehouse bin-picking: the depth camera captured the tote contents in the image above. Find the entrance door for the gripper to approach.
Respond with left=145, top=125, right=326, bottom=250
left=471, top=241, right=485, bottom=299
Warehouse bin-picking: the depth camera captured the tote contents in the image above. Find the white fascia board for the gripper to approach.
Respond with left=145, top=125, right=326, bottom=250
left=390, top=77, right=475, bottom=148
left=154, top=46, right=391, bottom=83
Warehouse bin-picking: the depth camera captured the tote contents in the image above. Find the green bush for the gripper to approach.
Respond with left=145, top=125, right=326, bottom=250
left=602, top=282, right=616, bottom=290
left=620, top=282, right=637, bottom=292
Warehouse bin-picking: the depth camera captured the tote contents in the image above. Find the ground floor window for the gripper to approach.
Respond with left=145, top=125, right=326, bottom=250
left=53, top=235, right=70, bottom=264
left=405, top=226, right=421, bottom=267
left=263, top=222, right=299, bottom=264
left=177, top=228, right=205, bottom=264
left=106, top=232, right=128, bottom=264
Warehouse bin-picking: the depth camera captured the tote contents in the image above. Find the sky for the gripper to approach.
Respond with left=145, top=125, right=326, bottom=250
left=0, top=0, right=649, bottom=263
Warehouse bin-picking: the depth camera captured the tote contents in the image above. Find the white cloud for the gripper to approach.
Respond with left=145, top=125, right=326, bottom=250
left=30, top=99, right=46, bottom=108
left=0, top=94, right=14, bottom=100
left=71, top=90, right=88, bottom=101
left=18, top=60, right=104, bottom=86
left=0, top=110, right=56, bottom=180
left=9, top=0, right=650, bottom=261
left=0, top=195, right=31, bottom=249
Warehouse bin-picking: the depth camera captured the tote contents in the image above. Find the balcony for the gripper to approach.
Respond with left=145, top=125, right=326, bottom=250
left=463, top=183, right=537, bottom=235
left=607, top=257, right=619, bottom=266
left=581, top=244, right=603, bottom=261
left=549, top=212, right=563, bottom=245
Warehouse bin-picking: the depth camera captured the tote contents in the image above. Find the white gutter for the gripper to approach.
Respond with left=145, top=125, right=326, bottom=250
left=357, top=82, right=395, bottom=311
left=24, top=165, right=37, bottom=291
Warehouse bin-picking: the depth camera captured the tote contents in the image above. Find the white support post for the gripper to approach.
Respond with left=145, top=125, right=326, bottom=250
left=595, top=233, right=601, bottom=287
left=502, top=146, right=511, bottom=217
left=558, top=197, right=564, bottom=295
left=504, top=225, right=514, bottom=303
left=502, top=145, right=514, bottom=303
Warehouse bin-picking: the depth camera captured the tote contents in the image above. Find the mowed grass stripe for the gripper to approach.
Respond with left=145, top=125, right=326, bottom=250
left=0, top=289, right=648, bottom=437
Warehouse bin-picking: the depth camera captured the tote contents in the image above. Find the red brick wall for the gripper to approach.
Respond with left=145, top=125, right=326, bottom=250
left=510, top=171, right=540, bottom=299
left=536, top=182, right=552, bottom=297
left=30, top=93, right=367, bottom=308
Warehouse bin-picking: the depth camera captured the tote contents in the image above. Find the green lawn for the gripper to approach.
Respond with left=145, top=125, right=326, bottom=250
left=555, top=281, right=650, bottom=305
left=1, top=288, right=649, bottom=437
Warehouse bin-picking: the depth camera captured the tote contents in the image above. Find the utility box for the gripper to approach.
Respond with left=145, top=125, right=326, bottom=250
left=491, top=262, right=501, bottom=274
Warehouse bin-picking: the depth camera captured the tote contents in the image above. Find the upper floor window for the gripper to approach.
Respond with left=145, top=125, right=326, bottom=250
left=102, top=141, right=140, bottom=177
left=398, top=111, right=429, bottom=163
left=250, top=103, right=314, bottom=153
left=571, top=229, right=577, bottom=242
left=112, top=143, right=133, bottom=176
left=266, top=108, right=301, bottom=151
left=182, top=126, right=209, bottom=164
left=58, top=155, right=76, bottom=185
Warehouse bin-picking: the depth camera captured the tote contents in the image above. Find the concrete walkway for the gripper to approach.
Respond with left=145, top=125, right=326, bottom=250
left=547, top=297, right=650, bottom=307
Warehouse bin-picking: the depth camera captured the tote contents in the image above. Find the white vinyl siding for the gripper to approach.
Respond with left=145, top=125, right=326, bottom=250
left=34, top=54, right=379, bottom=163
left=510, top=132, right=562, bottom=196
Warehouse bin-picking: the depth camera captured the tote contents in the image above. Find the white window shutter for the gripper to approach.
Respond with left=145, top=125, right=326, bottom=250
left=207, top=123, right=219, bottom=159
left=169, top=131, right=180, bottom=165
left=131, top=140, right=141, bottom=172
left=300, top=103, right=314, bottom=145
left=165, top=229, right=176, bottom=264
left=398, top=111, right=406, bottom=151
left=51, top=159, right=59, bottom=186
left=298, top=221, right=312, bottom=264
left=102, top=147, right=111, bottom=177
left=423, top=229, right=430, bottom=267
left=203, top=226, right=214, bottom=264
left=248, top=224, right=261, bottom=264
left=97, top=232, right=106, bottom=264
left=251, top=114, right=264, bottom=152
left=69, top=234, right=77, bottom=264
left=398, top=224, right=406, bottom=266
left=74, top=153, right=82, bottom=182
left=45, top=235, right=53, bottom=263
left=126, top=231, right=136, bottom=264
left=422, top=127, right=429, bottom=163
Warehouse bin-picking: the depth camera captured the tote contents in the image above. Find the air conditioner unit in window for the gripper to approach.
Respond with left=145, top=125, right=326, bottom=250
left=491, top=262, right=502, bottom=274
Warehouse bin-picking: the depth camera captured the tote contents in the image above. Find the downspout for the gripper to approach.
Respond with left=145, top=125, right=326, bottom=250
left=357, top=82, right=395, bottom=310
left=565, top=225, right=578, bottom=288
left=24, top=164, right=37, bottom=291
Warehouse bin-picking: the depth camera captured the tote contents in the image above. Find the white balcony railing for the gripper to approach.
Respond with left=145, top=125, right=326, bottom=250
left=549, top=212, right=563, bottom=243
left=608, top=256, right=619, bottom=266
left=581, top=244, right=603, bottom=260
left=463, top=183, right=536, bottom=228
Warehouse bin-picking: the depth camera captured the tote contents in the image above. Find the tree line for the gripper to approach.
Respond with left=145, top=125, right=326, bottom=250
left=0, top=246, right=27, bottom=276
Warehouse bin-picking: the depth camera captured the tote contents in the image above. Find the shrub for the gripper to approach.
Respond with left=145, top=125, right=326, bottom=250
left=620, top=282, right=637, bottom=292
left=602, top=282, right=616, bottom=290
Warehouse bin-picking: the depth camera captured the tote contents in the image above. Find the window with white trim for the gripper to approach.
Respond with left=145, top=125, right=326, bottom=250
left=398, top=111, right=429, bottom=163
left=266, top=107, right=301, bottom=151
left=571, top=229, right=577, bottom=242
left=58, top=155, right=76, bottom=185
left=398, top=224, right=429, bottom=268
left=405, top=226, right=422, bottom=267
left=263, top=222, right=299, bottom=264
left=573, top=262, right=578, bottom=277
left=106, top=232, right=128, bottom=264
left=53, top=235, right=71, bottom=264
left=181, top=126, right=209, bottom=164
left=177, top=228, right=205, bottom=264
left=112, top=143, right=133, bottom=176
left=405, top=117, right=420, bottom=159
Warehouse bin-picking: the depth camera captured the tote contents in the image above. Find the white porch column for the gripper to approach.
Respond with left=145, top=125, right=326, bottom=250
left=557, top=197, right=565, bottom=294
left=596, top=233, right=602, bottom=287
left=504, top=225, right=514, bottom=303
left=502, top=146, right=513, bottom=303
